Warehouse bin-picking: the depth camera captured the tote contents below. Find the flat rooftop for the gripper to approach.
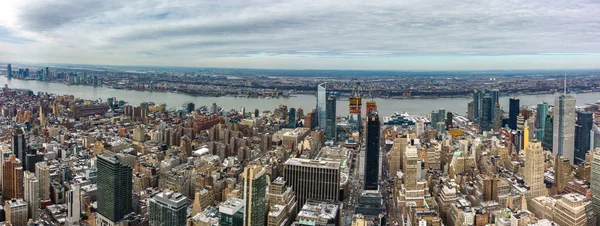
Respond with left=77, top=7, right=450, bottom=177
left=284, top=158, right=340, bottom=169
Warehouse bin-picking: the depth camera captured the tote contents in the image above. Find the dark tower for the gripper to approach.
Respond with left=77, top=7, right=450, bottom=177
left=364, top=112, right=380, bottom=190
left=575, top=111, right=593, bottom=164
left=97, top=152, right=133, bottom=222
left=480, top=96, right=493, bottom=132
left=509, top=98, right=520, bottom=130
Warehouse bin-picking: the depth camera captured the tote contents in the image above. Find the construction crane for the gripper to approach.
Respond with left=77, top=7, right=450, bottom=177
left=82, top=195, right=95, bottom=226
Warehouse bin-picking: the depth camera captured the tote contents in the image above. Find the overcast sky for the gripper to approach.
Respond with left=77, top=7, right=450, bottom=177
left=0, top=0, right=599, bottom=70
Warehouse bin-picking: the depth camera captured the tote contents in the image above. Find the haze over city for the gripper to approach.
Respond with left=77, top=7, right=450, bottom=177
left=1, top=0, right=600, bottom=70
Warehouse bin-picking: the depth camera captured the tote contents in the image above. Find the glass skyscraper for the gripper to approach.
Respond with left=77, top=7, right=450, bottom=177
left=553, top=94, right=576, bottom=164
left=508, top=97, right=520, bottom=130
left=97, top=152, right=133, bottom=223
left=536, top=102, right=549, bottom=140
left=575, top=111, right=593, bottom=164
left=148, top=191, right=189, bottom=226
left=480, top=96, right=493, bottom=132
left=243, top=165, right=267, bottom=226
left=317, top=83, right=327, bottom=129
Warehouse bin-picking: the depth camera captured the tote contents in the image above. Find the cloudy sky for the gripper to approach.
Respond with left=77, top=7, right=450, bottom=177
left=0, top=0, right=599, bottom=70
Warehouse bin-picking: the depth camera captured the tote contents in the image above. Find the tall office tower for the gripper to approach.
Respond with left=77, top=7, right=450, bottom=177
left=591, top=151, right=600, bottom=225
left=575, top=112, right=593, bottom=164
left=96, top=152, right=133, bottom=225
left=325, top=95, right=337, bottom=141
left=148, top=191, right=189, bottom=226
left=403, top=145, right=418, bottom=190
left=254, top=108, right=260, bottom=118
left=35, top=162, right=50, bottom=200
left=317, top=83, right=327, bottom=129
left=536, top=102, right=549, bottom=140
left=472, top=90, right=481, bottom=121
left=509, top=97, right=520, bottom=130
left=553, top=94, right=576, bottom=164
left=243, top=164, right=267, bottom=226
left=2, top=155, right=24, bottom=200
left=480, top=96, right=493, bottom=132
left=349, top=85, right=362, bottom=133
left=524, top=141, right=547, bottom=197
left=543, top=115, right=554, bottom=150
left=12, top=128, right=27, bottom=165
left=493, top=103, right=503, bottom=130
left=283, top=158, right=340, bottom=208
left=288, top=107, right=296, bottom=128
left=438, top=108, right=446, bottom=125
left=5, top=199, right=27, bottom=226
left=490, top=89, right=500, bottom=106
left=430, top=110, right=440, bottom=127
left=365, top=112, right=381, bottom=191
left=7, top=64, right=12, bottom=79
left=24, top=171, right=39, bottom=221
left=67, top=184, right=81, bottom=225
left=389, top=137, right=408, bottom=176
left=446, top=112, right=453, bottom=129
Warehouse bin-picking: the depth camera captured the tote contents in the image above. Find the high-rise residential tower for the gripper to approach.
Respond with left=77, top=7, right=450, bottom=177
left=591, top=151, right=600, bottom=225
left=243, top=164, right=267, bottom=226
left=365, top=112, right=381, bottom=190
left=553, top=94, right=576, bottom=164
left=96, top=152, right=133, bottom=225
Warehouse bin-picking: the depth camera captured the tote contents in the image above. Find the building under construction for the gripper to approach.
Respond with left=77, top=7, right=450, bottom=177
left=349, top=83, right=362, bottom=133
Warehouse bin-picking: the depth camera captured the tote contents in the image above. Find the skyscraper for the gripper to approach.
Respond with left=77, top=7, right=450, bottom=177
left=553, top=94, right=576, bottom=164
left=575, top=111, right=593, bottom=164
left=509, top=97, right=520, bottom=130
left=490, top=89, right=500, bottom=107
left=389, top=136, right=408, bottom=176
left=365, top=112, right=381, bottom=190
left=536, top=102, right=549, bottom=140
left=67, top=183, right=81, bottom=225
left=5, top=199, right=27, bottom=226
left=317, top=83, right=327, bottom=129
left=96, top=152, right=133, bottom=225
left=11, top=128, right=27, bottom=165
left=243, top=164, right=267, bottom=226
left=148, top=191, right=189, bottom=226
left=543, top=115, right=554, bottom=150
left=24, top=171, right=39, bottom=221
left=288, top=107, right=296, bottom=128
left=7, top=64, right=12, bottom=79
left=35, top=161, right=50, bottom=200
left=472, top=90, right=481, bottom=121
left=325, top=95, right=337, bottom=141
left=2, top=155, right=24, bottom=200
left=283, top=158, right=340, bottom=208
left=480, top=96, right=493, bottom=132
left=524, top=140, right=547, bottom=197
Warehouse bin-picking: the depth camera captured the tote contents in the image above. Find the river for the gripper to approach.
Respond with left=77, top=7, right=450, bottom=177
left=2, top=76, right=598, bottom=116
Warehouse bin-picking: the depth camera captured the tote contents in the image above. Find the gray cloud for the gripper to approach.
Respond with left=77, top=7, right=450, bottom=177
left=1, top=0, right=600, bottom=69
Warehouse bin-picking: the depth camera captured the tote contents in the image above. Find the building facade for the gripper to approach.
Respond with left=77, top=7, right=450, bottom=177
left=553, top=94, right=576, bottom=164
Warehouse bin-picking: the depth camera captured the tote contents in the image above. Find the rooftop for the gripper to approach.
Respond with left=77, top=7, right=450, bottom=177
left=284, top=158, right=340, bottom=169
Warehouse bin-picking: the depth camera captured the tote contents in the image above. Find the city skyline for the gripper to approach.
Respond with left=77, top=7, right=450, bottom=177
left=1, top=0, right=600, bottom=70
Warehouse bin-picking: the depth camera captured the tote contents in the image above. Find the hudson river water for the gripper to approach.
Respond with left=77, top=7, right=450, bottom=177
left=2, top=76, right=598, bottom=116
